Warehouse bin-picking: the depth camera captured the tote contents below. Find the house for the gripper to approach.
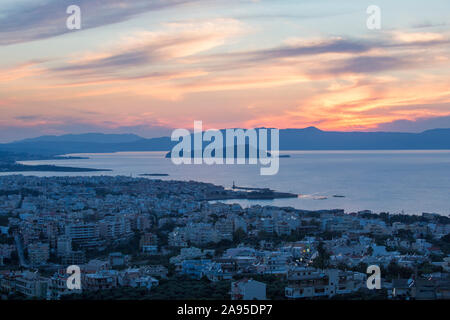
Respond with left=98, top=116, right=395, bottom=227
left=109, top=252, right=129, bottom=267
left=412, top=279, right=436, bottom=300
left=391, top=279, right=414, bottom=299
left=263, top=251, right=290, bottom=275
left=83, top=270, right=119, bottom=291
left=284, top=267, right=361, bottom=299
left=204, top=262, right=233, bottom=282
left=118, top=268, right=159, bottom=290
left=170, top=247, right=214, bottom=265
left=412, top=239, right=432, bottom=253
left=285, top=267, right=328, bottom=299
left=82, top=259, right=110, bottom=273
left=0, top=272, right=17, bottom=295
left=142, top=265, right=169, bottom=279
left=181, top=259, right=212, bottom=279
left=435, top=280, right=450, bottom=299
left=132, top=276, right=159, bottom=290
left=231, top=279, right=266, bottom=300
left=48, top=270, right=82, bottom=300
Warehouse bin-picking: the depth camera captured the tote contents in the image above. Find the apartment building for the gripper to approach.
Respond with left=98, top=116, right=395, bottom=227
left=56, top=235, right=72, bottom=257
left=61, top=250, right=86, bottom=265
left=66, top=222, right=101, bottom=248
left=140, top=233, right=158, bottom=254
left=14, top=271, right=48, bottom=298
left=99, top=216, right=133, bottom=241
left=28, top=242, right=49, bottom=266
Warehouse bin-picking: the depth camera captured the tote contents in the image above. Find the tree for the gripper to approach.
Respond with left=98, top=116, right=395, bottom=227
left=0, top=215, right=10, bottom=226
left=384, top=261, right=413, bottom=280
left=209, top=214, right=219, bottom=224
left=354, top=262, right=368, bottom=273
left=311, top=242, right=330, bottom=269
left=233, top=228, right=246, bottom=244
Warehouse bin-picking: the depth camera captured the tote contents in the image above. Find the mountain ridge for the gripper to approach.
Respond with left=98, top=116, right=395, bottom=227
left=14, top=133, right=144, bottom=144
left=1, top=127, right=450, bottom=158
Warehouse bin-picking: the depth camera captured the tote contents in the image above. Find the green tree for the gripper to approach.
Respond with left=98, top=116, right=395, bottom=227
left=311, top=242, right=330, bottom=269
left=233, top=228, right=246, bottom=244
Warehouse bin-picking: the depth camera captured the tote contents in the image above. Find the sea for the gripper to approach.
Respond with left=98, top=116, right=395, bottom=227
left=3, top=150, right=450, bottom=216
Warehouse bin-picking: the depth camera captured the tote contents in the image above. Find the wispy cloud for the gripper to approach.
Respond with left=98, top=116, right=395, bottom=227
left=1, top=1, right=450, bottom=135
left=325, top=56, right=412, bottom=74
left=0, top=0, right=199, bottom=45
left=52, top=19, right=243, bottom=77
left=391, top=31, right=445, bottom=43
left=0, top=62, right=45, bottom=82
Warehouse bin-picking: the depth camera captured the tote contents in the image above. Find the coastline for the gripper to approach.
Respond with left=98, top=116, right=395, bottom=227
left=0, top=163, right=110, bottom=173
left=4, top=150, right=450, bottom=215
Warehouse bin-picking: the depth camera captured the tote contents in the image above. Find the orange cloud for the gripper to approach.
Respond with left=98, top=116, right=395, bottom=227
left=0, top=62, right=44, bottom=83
left=2, top=25, right=450, bottom=133
left=391, top=31, right=445, bottom=43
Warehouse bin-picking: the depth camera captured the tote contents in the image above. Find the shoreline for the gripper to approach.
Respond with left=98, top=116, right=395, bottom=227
left=0, top=172, right=447, bottom=216
left=200, top=190, right=298, bottom=201
left=3, top=151, right=450, bottom=215
left=0, top=163, right=110, bottom=173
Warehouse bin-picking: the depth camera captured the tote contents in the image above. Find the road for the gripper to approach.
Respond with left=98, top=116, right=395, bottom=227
left=14, top=234, right=28, bottom=268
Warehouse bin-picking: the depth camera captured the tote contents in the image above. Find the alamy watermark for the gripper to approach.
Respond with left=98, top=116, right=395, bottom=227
left=66, top=5, right=81, bottom=30
left=366, top=5, right=381, bottom=30
left=366, top=265, right=381, bottom=289
left=170, top=121, right=280, bottom=175
left=65, top=5, right=381, bottom=32
left=66, top=265, right=81, bottom=290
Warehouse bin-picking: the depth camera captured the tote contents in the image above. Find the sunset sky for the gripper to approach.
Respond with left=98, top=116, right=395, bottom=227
left=1, top=0, right=450, bottom=142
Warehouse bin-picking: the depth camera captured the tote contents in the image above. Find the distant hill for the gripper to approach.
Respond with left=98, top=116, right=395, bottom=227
left=1, top=128, right=450, bottom=158
left=0, top=135, right=173, bottom=156
left=279, top=127, right=450, bottom=150
left=165, top=144, right=271, bottom=159
left=15, top=133, right=143, bottom=144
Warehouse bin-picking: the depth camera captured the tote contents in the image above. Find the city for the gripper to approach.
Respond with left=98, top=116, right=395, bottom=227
left=1, top=0, right=450, bottom=313
left=0, top=175, right=448, bottom=300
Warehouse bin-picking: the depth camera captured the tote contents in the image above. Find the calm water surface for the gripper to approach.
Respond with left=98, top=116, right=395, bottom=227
left=4, top=150, right=450, bottom=216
